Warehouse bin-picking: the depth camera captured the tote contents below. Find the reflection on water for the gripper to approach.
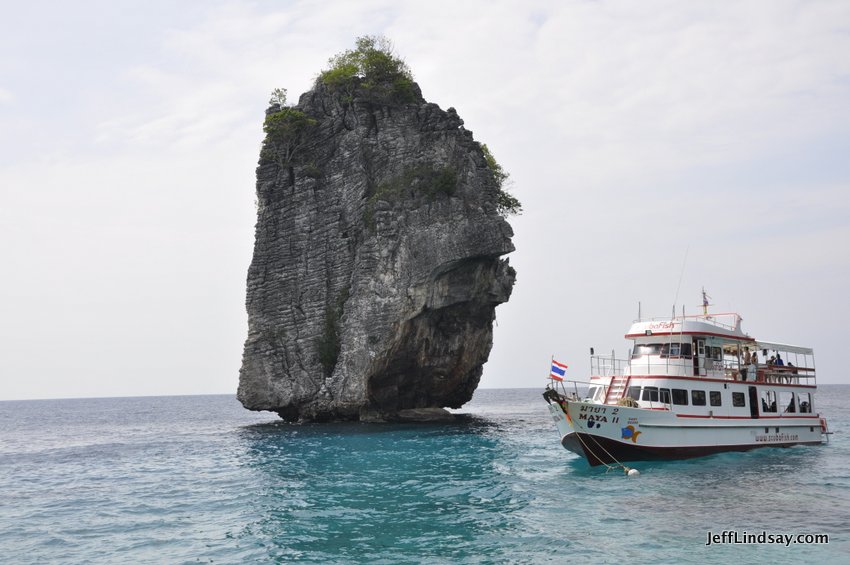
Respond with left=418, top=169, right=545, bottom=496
left=237, top=419, right=531, bottom=562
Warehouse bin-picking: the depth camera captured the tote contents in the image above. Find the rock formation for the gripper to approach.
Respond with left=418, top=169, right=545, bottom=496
left=238, top=41, right=516, bottom=421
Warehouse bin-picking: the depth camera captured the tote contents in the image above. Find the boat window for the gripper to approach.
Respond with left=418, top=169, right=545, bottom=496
left=671, top=388, right=688, bottom=405
left=626, top=386, right=641, bottom=400
left=711, top=346, right=723, bottom=360
left=587, top=386, right=599, bottom=400
left=798, top=392, right=812, bottom=413
left=710, top=391, right=722, bottom=406
left=780, top=391, right=796, bottom=413
left=642, top=387, right=659, bottom=402
left=691, top=390, right=707, bottom=406
left=659, top=342, right=692, bottom=358
left=632, top=344, right=662, bottom=357
left=760, top=390, right=777, bottom=413
left=732, top=392, right=746, bottom=407
left=635, top=342, right=696, bottom=359
left=660, top=388, right=671, bottom=405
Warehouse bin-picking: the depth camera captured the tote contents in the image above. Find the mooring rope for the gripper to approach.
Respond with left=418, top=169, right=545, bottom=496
left=557, top=395, right=635, bottom=475
left=583, top=429, right=635, bottom=475
left=570, top=425, right=620, bottom=473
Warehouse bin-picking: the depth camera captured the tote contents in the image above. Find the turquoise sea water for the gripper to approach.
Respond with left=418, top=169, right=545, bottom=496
left=1, top=387, right=848, bottom=564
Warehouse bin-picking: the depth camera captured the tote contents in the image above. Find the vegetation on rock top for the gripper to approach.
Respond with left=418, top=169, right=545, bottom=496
left=318, top=36, right=416, bottom=103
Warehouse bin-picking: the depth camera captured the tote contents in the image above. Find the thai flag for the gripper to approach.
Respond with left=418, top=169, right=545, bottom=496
left=550, top=360, right=568, bottom=381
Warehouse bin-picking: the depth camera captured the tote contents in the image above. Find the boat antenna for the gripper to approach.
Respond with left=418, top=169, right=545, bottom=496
left=672, top=244, right=689, bottom=316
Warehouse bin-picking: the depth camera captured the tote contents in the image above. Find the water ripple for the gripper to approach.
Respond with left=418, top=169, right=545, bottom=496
left=1, top=389, right=849, bottom=563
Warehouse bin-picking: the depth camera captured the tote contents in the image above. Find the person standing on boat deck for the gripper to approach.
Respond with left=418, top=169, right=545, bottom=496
left=741, top=348, right=752, bottom=380
left=751, top=350, right=760, bottom=381
left=775, top=353, right=784, bottom=366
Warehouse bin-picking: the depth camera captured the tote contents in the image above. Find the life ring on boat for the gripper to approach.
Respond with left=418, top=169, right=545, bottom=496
left=820, top=418, right=828, bottom=433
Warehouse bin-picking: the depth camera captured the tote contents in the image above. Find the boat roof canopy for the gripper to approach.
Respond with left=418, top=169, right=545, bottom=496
left=753, top=340, right=813, bottom=356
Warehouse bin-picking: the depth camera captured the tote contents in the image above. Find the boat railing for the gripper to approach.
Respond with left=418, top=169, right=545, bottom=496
left=590, top=355, right=628, bottom=377
left=726, top=359, right=816, bottom=384
left=625, top=355, right=816, bottom=384
left=629, top=356, right=695, bottom=376
left=754, top=364, right=816, bottom=385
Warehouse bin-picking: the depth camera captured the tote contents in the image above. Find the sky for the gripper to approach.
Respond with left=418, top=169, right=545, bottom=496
left=1, top=0, right=849, bottom=401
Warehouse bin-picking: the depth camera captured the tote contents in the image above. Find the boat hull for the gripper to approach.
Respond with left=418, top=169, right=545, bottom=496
left=561, top=430, right=822, bottom=467
left=548, top=400, right=824, bottom=467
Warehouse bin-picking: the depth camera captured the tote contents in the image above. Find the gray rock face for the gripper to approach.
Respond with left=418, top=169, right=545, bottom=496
left=238, top=79, right=515, bottom=421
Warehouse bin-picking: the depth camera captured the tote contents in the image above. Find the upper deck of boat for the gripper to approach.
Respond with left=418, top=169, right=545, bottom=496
left=626, top=312, right=750, bottom=340
left=590, top=312, right=817, bottom=387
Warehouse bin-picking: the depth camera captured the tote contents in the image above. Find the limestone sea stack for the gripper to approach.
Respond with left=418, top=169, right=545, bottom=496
left=238, top=38, right=517, bottom=421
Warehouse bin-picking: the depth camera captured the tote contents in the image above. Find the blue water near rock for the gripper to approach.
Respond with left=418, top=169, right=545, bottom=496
left=1, top=387, right=849, bottom=564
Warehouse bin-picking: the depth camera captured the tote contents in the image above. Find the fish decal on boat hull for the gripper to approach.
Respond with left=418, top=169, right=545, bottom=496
left=621, top=425, right=641, bottom=443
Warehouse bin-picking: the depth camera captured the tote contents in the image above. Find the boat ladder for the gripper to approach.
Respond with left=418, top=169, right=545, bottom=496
left=604, top=375, right=630, bottom=404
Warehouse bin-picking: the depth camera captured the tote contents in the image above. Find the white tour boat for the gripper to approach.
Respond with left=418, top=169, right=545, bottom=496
left=544, top=310, right=830, bottom=467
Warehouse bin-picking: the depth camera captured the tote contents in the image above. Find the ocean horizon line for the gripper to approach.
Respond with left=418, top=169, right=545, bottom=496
left=0, top=386, right=551, bottom=403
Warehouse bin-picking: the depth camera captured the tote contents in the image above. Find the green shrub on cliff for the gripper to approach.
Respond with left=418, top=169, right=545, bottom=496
left=319, top=36, right=415, bottom=102
left=268, top=87, right=288, bottom=107
left=481, top=143, right=522, bottom=216
left=262, top=91, right=317, bottom=167
left=263, top=108, right=316, bottom=143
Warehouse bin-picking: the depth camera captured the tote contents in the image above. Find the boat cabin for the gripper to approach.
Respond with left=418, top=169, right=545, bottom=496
left=584, top=313, right=818, bottom=419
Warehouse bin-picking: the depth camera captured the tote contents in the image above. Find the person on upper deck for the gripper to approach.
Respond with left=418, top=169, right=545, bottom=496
left=752, top=351, right=760, bottom=380
left=768, top=355, right=776, bottom=366
left=740, top=348, right=751, bottom=380
left=775, top=353, right=784, bottom=366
